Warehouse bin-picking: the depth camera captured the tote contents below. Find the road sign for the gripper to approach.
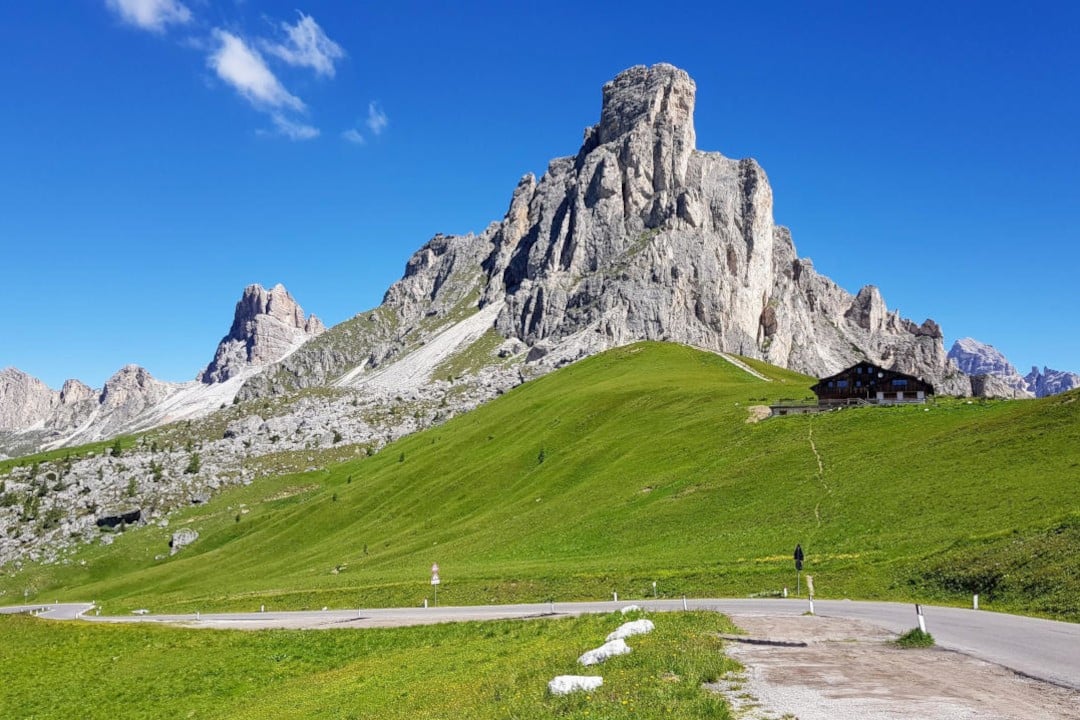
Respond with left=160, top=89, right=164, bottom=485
left=431, top=563, right=440, bottom=585
left=794, top=544, right=804, bottom=571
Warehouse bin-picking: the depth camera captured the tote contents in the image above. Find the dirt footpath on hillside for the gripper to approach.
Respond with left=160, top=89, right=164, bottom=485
left=711, top=614, right=1080, bottom=720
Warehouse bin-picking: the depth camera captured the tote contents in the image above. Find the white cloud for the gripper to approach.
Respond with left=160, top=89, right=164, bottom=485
left=106, top=0, right=192, bottom=32
left=366, top=101, right=388, bottom=136
left=208, top=29, right=304, bottom=112
left=271, top=114, right=319, bottom=141
left=264, top=13, right=345, bottom=78
left=341, top=128, right=366, bottom=145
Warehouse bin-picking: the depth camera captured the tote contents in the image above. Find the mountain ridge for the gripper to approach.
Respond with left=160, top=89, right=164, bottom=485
left=0, top=283, right=321, bottom=457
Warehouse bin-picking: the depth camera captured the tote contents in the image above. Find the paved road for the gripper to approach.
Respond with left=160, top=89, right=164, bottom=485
left=0, top=602, right=95, bottom=619
left=4, top=598, right=1077, bottom=690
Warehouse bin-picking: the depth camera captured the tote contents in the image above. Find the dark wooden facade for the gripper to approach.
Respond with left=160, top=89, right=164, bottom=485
left=811, top=362, right=935, bottom=404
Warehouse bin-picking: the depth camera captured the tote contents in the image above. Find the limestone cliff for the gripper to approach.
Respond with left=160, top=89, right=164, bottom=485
left=199, top=283, right=324, bottom=384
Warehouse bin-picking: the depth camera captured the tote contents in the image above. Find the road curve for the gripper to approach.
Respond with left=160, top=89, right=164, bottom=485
left=0, top=602, right=95, bottom=620
left=4, top=598, right=1077, bottom=690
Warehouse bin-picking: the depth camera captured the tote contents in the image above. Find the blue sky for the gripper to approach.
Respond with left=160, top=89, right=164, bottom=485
left=2, top=1, right=1077, bottom=388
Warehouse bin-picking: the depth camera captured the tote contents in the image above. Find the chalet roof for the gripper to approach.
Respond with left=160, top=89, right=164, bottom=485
left=810, top=361, right=934, bottom=394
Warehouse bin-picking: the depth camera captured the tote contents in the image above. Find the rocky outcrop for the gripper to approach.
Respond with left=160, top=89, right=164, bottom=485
left=170, top=528, right=199, bottom=555
left=0, top=368, right=57, bottom=431
left=1025, top=366, right=1080, bottom=398
left=100, top=365, right=176, bottom=417
left=199, top=283, right=324, bottom=384
left=948, top=338, right=1033, bottom=398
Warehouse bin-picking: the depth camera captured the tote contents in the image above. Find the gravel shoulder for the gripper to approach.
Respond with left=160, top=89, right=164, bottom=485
left=712, top=614, right=1080, bottom=720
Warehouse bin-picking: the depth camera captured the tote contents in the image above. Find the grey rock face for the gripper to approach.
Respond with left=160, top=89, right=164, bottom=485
left=948, top=338, right=1033, bottom=398
left=199, top=283, right=324, bottom=384
left=0, top=364, right=179, bottom=449
left=170, top=528, right=199, bottom=555
left=1025, top=366, right=1080, bottom=398
left=100, top=365, right=175, bottom=416
left=0, top=368, right=56, bottom=431
left=472, top=63, right=968, bottom=393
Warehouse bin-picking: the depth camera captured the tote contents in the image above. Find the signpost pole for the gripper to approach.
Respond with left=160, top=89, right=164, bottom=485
left=431, top=563, right=440, bottom=608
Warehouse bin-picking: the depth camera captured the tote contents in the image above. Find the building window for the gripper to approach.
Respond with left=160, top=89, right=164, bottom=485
left=891, top=379, right=908, bottom=387
left=836, top=380, right=849, bottom=388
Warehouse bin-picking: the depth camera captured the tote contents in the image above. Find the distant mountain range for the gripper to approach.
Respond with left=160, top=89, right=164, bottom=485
left=0, top=284, right=323, bottom=457
left=947, top=337, right=1079, bottom=398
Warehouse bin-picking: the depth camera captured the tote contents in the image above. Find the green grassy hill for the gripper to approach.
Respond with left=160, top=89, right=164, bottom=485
left=4, top=342, right=1079, bottom=620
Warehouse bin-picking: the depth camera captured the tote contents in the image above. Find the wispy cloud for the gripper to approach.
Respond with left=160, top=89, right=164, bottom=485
left=271, top=114, right=319, bottom=141
left=106, top=0, right=192, bottom=32
left=208, top=29, right=304, bottom=112
left=366, top=101, right=388, bottom=136
left=341, top=128, right=366, bottom=145
left=263, top=13, right=345, bottom=78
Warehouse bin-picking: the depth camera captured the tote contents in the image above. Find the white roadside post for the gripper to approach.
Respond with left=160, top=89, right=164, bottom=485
left=431, top=563, right=440, bottom=607
left=973, top=594, right=979, bottom=610
left=916, top=604, right=927, bottom=633
left=652, top=581, right=657, bottom=598
left=806, top=575, right=815, bottom=615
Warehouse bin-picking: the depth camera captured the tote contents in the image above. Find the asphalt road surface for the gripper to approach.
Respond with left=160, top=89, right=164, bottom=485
left=4, top=598, right=1077, bottom=690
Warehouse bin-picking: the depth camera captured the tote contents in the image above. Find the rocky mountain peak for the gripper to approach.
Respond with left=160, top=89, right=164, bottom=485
left=0, top=367, right=56, bottom=431
left=99, top=364, right=173, bottom=410
left=845, top=286, right=888, bottom=332
left=1025, top=365, right=1080, bottom=398
left=594, top=63, right=696, bottom=151
left=229, top=283, right=305, bottom=338
left=199, top=283, right=324, bottom=384
left=947, top=338, right=1032, bottom=398
left=59, top=379, right=94, bottom=405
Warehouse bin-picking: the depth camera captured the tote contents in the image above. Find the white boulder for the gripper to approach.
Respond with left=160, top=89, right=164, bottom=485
left=548, top=675, right=603, bottom=696
left=578, top=638, right=632, bottom=666
left=606, top=618, right=655, bottom=641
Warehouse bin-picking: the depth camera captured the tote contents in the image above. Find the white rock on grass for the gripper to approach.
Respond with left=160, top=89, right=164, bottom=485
left=620, top=605, right=641, bottom=614
left=548, top=675, right=603, bottom=696
left=578, top=638, right=632, bottom=666
left=606, top=618, right=655, bottom=641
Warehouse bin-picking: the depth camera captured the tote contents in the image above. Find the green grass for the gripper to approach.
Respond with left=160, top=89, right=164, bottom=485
left=894, top=628, right=934, bottom=648
left=3, top=342, right=1079, bottom=621
left=0, top=610, right=737, bottom=719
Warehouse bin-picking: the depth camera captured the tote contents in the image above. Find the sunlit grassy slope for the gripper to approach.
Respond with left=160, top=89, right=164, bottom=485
left=4, top=342, right=1079, bottom=619
left=0, top=611, right=736, bottom=720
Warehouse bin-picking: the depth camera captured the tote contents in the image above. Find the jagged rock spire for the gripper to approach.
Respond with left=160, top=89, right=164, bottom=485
left=199, top=284, right=324, bottom=384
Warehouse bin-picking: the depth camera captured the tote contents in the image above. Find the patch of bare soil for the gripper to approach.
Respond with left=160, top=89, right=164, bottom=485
left=710, top=614, right=1080, bottom=720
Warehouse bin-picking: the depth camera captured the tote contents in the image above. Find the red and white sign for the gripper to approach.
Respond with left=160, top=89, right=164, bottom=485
left=431, top=563, right=440, bottom=585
